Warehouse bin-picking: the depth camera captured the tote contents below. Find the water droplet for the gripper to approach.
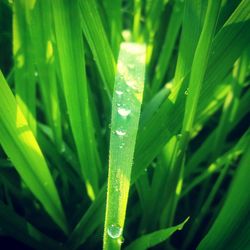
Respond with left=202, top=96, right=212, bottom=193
left=107, top=224, right=122, bottom=239
left=115, top=130, right=126, bottom=136
left=118, top=236, right=124, bottom=245
left=115, top=90, right=123, bottom=96
left=34, top=71, right=38, bottom=77
left=184, top=89, right=189, bottom=95
left=117, top=107, right=131, bottom=117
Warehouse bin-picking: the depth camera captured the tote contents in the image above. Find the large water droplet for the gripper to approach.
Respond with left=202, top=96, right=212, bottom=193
left=115, top=130, right=126, bottom=136
left=117, top=107, right=131, bottom=117
left=184, top=89, right=189, bottom=95
left=107, top=224, right=122, bottom=239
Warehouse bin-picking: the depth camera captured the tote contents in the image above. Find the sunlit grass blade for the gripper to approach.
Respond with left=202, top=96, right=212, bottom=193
left=29, top=0, right=62, bottom=149
left=51, top=0, right=100, bottom=200
left=125, top=218, right=189, bottom=250
left=79, top=0, right=116, bottom=99
left=182, top=0, right=222, bottom=133
left=13, top=0, right=36, bottom=134
left=103, top=42, right=146, bottom=250
left=0, top=71, right=68, bottom=233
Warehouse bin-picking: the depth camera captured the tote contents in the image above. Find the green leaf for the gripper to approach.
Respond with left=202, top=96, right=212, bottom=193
left=13, top=0, right=37, bottom=134
left=125, top=218, right=189, bottom=250
left=79, top=0, right=116, bottom=99
left=197, top=143, right=250, bottom=250
left=0, top=71, right=68, bottom=233
left=51, top=0, right=100, bottom=199
left=103, top=42, right=146, bottom=250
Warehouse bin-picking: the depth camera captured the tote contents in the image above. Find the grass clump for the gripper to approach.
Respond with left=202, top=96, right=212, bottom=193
left=0, top=0, right=250, bottom=249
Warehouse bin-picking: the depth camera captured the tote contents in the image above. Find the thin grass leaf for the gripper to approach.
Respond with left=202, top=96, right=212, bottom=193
left=151, top=0, right=184, bottom=93
left=29, top=0, right=62, bottom=149
left=79, top=0, right=116, bottom=99
left=13, top=0, right=36, bottom=134
left=197, top=142, right=250, bottom=250
left=51, top=0, right=100, bottom=200
left=0, top=71, right=68, bottom=233
left=103, top=42, right=146, bottom=250
left=183, top=0, right=222, bottom=133
left=125, top=217, right=189, bottom=250
left=102, top=0, right=122, bottom=58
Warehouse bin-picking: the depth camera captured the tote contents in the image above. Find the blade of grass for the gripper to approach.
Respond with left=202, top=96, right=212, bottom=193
left=151, top=0, right=184, bottom=93
left=125, top=218, right=189, bottom=250
left=103, top=42, right=146, bottom=250
left=197, top=142, right=250, bottom=250
left=13, top=0, right=36, bottom=134
left=0, top=71, right=68, bottom=233
left=29, top=0, right=62, bottom=150
left=102, top=0, right=122, bottom=58
left=79, top=0, right=116, bottom=99
left=51, top=0, right=100, bottom=200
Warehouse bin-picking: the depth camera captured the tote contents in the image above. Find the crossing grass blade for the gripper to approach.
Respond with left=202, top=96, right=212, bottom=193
left=197, top=142, right=250, bottom=250
left=51, top=0, right=100, bottom=200
left=103, top=42, right=146, bottom=250
left=0, top=71, right=68, bottom=233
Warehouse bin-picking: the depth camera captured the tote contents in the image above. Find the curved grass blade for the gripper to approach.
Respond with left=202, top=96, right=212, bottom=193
left=0, top=71, right=68, bottom=233
left=103, top=42, right=146, bottom=250
left=125, top=218, right=189, bottom=250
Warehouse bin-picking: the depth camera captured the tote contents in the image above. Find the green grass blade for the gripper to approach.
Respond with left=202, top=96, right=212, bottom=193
left=51, top=0, right=100, bottom=199
left=197, top=142, right=250, bottom=250
left=182, top=0, right=222, bottom=133
left=151, top=0, right=184, bottom=93
left=102, top=0, right=122, bottom=58
left=29, top=0, right=62, bottom=149
left=0, top=71, right=68, bottom=233
left=79, top=0, right=116, bottom=99
left=125, top=218, right=189, bottom=250
left=103, top=42, right=146, bottom=250
left=13, top=0, right=36, bottom=134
